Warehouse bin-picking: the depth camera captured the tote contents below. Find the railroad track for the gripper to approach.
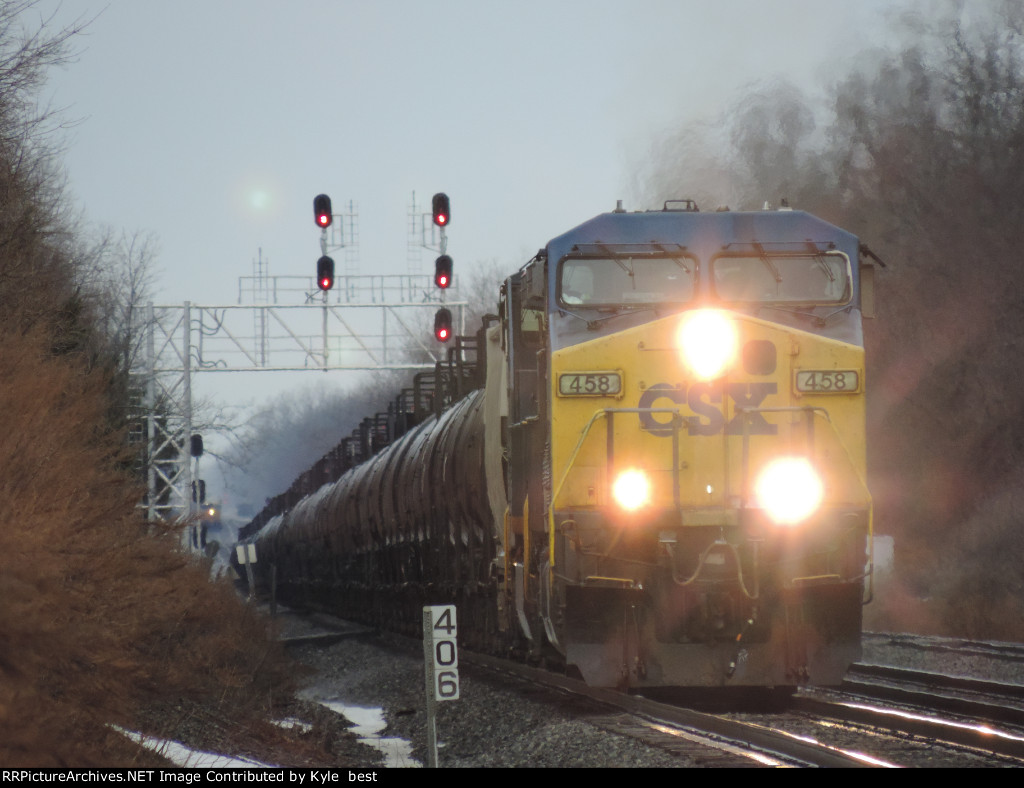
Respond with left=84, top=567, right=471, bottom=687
left=862, top=632, right=1024, bottom=666
left=845, top=662, right=1024, bottom=724
left=462, top=648, right=1024, bottom=766
left=281, top=610, right=1024, bottom=767
left=460, top=650, right=884, bottom=767
left=281, top=609, right=879, bottom=766
left=789, top=661, right=1024, bottom=762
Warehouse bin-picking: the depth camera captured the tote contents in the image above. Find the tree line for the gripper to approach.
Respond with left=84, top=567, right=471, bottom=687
left=644, top=0, right=1024, bottom=638
left=0, top=2, right=292, bottom=766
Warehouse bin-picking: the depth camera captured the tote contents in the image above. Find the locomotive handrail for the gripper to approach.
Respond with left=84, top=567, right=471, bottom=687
left=546, top=404, right=874, bottom=600
left=736, top=404, right=872, bottom=507
left=736, top=404, right=875, bottom=601
left=546, top=406, right=687, bottom=571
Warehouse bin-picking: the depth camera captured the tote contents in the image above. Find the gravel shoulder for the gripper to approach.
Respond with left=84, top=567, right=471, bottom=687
left=138, top=617, right=1024, bottom=769
left=289, top=632, right=690, bottom=768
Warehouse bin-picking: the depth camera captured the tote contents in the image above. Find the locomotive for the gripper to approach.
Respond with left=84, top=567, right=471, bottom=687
left=239, top=199, right=877, bottom=690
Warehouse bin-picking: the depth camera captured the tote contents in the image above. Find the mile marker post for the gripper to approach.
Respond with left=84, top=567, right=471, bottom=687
left=235, top=543, right=257, bottom=599
left=422, top=604, right=459, bottom=768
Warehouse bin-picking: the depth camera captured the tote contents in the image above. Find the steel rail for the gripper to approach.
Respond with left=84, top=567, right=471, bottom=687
left=462, top=651, right=880, bottom=768
left=793, top=694, right=1024, bottom=762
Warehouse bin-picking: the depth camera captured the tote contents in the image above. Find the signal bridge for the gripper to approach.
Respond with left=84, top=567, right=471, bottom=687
left=140, top=272, right=468, bottom=525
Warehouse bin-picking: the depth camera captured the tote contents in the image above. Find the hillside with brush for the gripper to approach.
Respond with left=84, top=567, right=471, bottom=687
left=0, top=3, right=292, bottom=766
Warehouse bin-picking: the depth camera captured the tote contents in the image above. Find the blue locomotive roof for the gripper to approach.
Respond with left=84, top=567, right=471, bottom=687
left=545, top=208, right=859, bottom=265
left=544, top=207, right=864, bottom=348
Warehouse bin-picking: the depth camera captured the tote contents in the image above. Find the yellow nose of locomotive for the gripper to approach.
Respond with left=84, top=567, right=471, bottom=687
left=549, top=307, right=868, bottom=525
left=547, top=306, right=870, bottom=687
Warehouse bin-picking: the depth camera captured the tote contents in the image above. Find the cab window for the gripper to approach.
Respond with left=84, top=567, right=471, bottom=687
left=558, top=255, right=695, bottom=307
left=711, top=251, right=851, bottom=305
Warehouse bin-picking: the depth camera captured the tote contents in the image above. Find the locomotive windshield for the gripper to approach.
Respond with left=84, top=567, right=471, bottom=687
left=711, top=251, right=851, bottom=305
left=559, top=255, right=695, bottom=307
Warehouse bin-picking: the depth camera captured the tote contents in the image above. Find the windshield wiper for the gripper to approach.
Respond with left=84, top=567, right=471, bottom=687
left=584, top=305, right=660, bottom=330
left=757, top=304, right=852, bottom=328
left=614, top=256, right=634, bottom=277
left=751, top=242, right=783, bottom=286
left=759, top=253, right=782, bottom=283
left=813, top=254, right=836, bottom=283
left=558, top=304, right=660, bottom=330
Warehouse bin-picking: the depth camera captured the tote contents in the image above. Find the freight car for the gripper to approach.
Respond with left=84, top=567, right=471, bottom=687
left=238, top=199, right=878, bottom=690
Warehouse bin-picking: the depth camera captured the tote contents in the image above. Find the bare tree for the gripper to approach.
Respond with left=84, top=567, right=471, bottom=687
left=0, top=4, right=300, bottom=765
left=641, top=0, right=1024, bottom=638
left=222, top=376, right=404, bottom=509
left=91, top=228, right=162, bottom=376
left=0, top=2, right=95, bottom=345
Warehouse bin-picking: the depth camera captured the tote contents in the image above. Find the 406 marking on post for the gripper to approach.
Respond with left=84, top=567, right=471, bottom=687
left=427, top=604, right=459, bottom=701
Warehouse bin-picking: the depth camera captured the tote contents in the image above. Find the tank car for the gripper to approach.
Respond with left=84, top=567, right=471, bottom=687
left=240, top=199, right=878, bottom=691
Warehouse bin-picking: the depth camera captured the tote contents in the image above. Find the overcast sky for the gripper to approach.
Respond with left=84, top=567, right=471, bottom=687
left=36, top=0, right=908, bottom=501
left=40, top=1, right=905, bottom=299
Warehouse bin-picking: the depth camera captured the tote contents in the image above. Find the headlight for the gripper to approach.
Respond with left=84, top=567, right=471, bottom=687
left=612, top=468, right=651, bottom=511
left=677, top=309, right=738, bottom=380
left=754, top=457, right=824, bottom=525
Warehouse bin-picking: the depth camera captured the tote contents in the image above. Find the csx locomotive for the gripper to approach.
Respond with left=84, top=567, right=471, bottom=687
left=240, top=200, right=876, bottom=690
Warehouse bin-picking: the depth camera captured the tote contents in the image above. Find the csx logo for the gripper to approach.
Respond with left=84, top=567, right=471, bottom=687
left=638, top=382, right=778, bottom=437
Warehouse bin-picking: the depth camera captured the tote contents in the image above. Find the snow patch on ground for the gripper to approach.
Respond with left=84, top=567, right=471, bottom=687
left=119, top=729, right=275, bottom=768
left=316, top=701, right=420, bottom=768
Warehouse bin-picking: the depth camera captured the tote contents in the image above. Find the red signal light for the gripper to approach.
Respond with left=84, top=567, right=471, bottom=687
left=432, top=193, right=450, bottom=227
left=434, top=307, right=452, bottom=342
left=434, top=255, right=453, bottom=289
left=313, top=194, right=333, bottom=229
left=317, top=255, right=335, bottom=291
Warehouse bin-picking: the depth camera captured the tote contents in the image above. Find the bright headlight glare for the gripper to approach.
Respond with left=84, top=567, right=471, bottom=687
left=612, top=468, right=651, bottom=511
left=677, top=309, right=738, bottom=380
left=754, top=457, right=824, bottom=525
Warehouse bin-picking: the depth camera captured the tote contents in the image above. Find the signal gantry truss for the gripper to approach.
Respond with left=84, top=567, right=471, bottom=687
left=139, top=273, right=467, bottom=523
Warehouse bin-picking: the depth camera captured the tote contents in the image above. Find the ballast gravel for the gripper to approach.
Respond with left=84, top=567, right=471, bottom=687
left=291, top=633, right=691, bottom=768
left=277, top=613, right=1024, bottom=769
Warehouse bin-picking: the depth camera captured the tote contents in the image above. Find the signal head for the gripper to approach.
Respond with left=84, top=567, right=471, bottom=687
left=314, top=193, right=333, bottom=228
left=317, top=255, right=335, bottom=291
left=433, top=307, right=453, bottom=342
left=434, top=254, right=453, bottom=289
left=432, top=192, right=450, bottom=227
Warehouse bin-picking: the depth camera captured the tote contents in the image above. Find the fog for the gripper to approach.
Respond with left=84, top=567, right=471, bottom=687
left=640, top=0, right=1024, bottom=639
